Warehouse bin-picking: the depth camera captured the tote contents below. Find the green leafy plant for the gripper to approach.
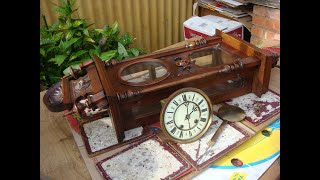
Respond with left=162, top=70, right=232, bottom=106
left=40, top=0, right=142, bottom=88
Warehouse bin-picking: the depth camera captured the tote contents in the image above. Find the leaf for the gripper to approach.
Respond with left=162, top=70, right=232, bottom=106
left=53, top=32, right=63, bottom=42
left=52, top=22, right=59, bottom=29
left=127, top=53, right=135, bottom=58
left=129, top=48, right=139, bottom=56
left=58, top=23, right=68, bottom=29
left=89, top=49, right=99, bottom=58
left=54, top=7, right=67, bottom=15
left=40, top=38, right=54, bottom=45
left=84, top=37, right=95, bottom=43
left=62, top=0, right=68, bottom=6
left=73, top=20, right=83, bottom=27
left=94, top=29, right=104, bottom=34
left=116, top=54, right=124, bottom=60
left=79, top=53, right=91, bottom=62
left=65, top=31, right=74, bottom=40
left=118, top=42, right=128, bottom=57
left=52, top=54, right=67, bottom=66
left=40, top=75, right=46, bottom=81
left=63, top=38, right=80, bottom=49
left=119, top=32, right=133, bottom=46
left=99, top=50, right=117, bottom=62
left=73, top=39, right=82, bottom=48
left=111, top=21, right=119, bottom=35
left=92, top=44, right=99, bottom=50
left=46, top=46, right=57, bottom=53
left=49, top=75, right=61, bottom=83
left=48, top=57, right=56, bottom=63
left=58, top=40, right=64, bottom=50
left=83, top=29, right=89, bottom=36
left=69, top=50, right=87, bottom=61
left=63, top=63, right=81, bottom=75
left=66, top=19, right=73, bottom=28
left=40, top=48, right=46, bottom=57
left=69, top=0, right=77, bottom=7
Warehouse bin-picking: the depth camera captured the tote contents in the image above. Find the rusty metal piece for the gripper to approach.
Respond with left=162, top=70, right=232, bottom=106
left=176, top=59, right=189, bottom=67
left=262, top=130, right=271, bottom=137
left=231, top=158, right=243, bottom=167
left=186, top=38, right=207, bottom=48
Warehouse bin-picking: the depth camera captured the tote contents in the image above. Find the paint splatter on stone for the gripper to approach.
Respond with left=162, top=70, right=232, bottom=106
left=124, top=127, right=143, bottom=141
left=226, top=91, right=280, bottom=125
left=100, top=138, right=183, bottom=180
left=179, top=115, right=245, bottom=165
left=84, top=118, right=143, bottom=152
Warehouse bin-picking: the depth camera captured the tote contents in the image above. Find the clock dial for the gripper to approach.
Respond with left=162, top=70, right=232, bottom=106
left=161, top=88, right=212, bottom=143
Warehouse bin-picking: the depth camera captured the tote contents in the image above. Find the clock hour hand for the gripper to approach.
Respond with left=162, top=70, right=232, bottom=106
left=184, top=102, right=190, bottom=121
left=187, top=104, right=198, bottom=117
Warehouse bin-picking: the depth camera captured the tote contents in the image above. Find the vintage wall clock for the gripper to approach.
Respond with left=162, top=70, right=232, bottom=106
left=160, top=88, right=213, bottom=143
left=43, top=30, right=279, bottom=142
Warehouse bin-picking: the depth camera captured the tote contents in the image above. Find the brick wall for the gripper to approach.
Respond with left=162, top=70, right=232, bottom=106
left=250, top=5, right=280, bottom=47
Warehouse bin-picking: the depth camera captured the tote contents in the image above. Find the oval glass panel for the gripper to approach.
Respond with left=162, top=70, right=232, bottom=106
left=120, top=61, right=168, bottom=84
left=189, top=45, right=240, bottom=67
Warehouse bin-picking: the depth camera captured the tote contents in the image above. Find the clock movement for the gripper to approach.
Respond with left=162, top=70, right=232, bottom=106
left=43, top=30, right=279, bottom=143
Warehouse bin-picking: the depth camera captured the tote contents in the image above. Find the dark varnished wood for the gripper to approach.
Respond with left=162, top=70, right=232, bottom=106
left=93, top=55, right=125, bottom=142
left=45, top=30, right=278, bottom=143
left=216, top=30, right=277, bottom=96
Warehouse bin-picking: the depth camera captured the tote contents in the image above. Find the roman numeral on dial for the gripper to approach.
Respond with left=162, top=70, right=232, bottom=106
left=179, top=131, right=183, bottom=138
left=170, top=127, right=177, bottom=134
left=182, top=94, right=187, bottom=102
left=201, top=108, right=207, bottom=112
left=200, top=118, right=207, bottom=122
left=173, top=100, right=179, bottom=106
left=198, top=99, right=204, bottom=105
left=166, top=120, right=173, bottom=125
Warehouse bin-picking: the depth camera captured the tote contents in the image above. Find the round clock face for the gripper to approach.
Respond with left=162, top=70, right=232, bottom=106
left=160, top=88, right=213, bottom=144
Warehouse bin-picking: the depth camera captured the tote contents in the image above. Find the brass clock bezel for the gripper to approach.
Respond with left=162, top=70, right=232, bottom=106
left=160, top=87, right=213, bottom=144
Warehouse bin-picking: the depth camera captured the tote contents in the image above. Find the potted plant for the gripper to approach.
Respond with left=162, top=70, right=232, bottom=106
left=40, top=0, right=142, bottom=90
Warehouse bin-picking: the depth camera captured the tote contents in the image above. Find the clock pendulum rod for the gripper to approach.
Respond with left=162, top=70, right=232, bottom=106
left=197, top=104, right=246, bottom=164
left=207, top=120, right=228, bottom=147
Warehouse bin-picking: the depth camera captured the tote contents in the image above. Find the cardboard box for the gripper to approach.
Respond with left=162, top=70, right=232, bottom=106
left=183, top=15, right=243, bottom=40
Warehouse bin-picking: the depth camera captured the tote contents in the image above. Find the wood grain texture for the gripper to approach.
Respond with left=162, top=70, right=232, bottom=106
left=40, top=91, right=91, bottom=180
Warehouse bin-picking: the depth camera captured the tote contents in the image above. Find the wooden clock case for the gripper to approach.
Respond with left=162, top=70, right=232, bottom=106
left=43, top=30, right=279, bottom=143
